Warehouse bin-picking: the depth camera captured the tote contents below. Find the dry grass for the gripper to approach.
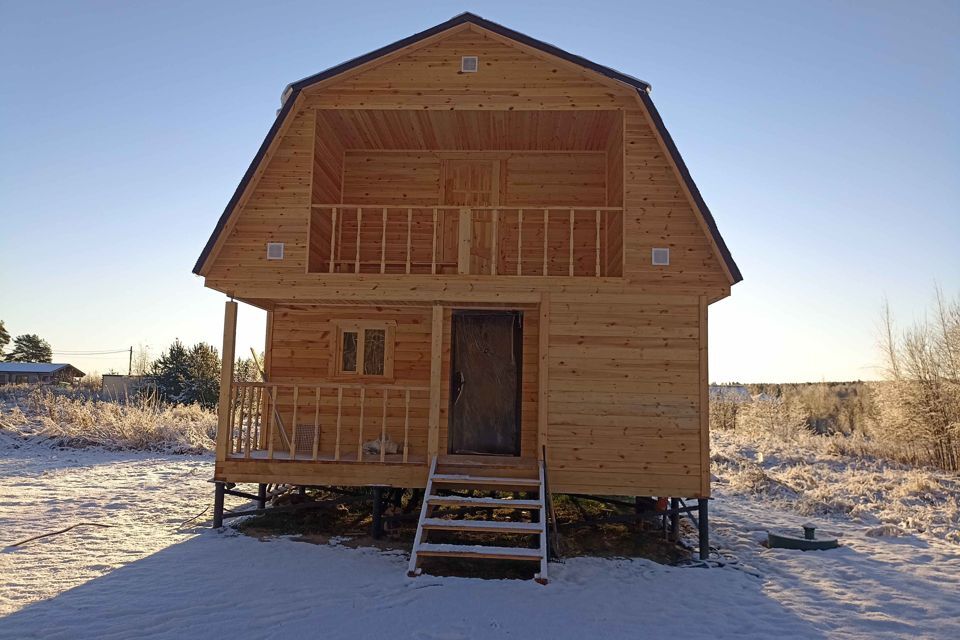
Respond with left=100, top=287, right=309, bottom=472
left=0, top=385, right=216, bottom=453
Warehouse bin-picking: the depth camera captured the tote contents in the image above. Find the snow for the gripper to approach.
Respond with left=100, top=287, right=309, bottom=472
left=2, top=432, right=960, bottom=639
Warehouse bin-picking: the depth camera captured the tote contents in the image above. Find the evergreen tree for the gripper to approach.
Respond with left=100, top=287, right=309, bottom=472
left=151, top=340, right=221, bottom=408
left=0, top=320, right=9, bottom=356
left=5, top=334, right=53, bottom=362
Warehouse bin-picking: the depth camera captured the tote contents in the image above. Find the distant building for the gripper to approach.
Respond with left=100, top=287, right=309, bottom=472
left=0, top=363, right=85, bottom=385
left=101, top=374, right=151, bottom=399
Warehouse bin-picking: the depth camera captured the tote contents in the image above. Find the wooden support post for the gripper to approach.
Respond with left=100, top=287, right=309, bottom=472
left=267, top=386, right=277, bottom=460
left=538, top=293, right=550, bottom=461
left=457, top=208, right=472, bottom=275
left=328, top=207, right=338, bottom=273
left=212, top=481, right=225, bottom=528
left=215, top=300, right=238, bottom=463
left=380, top=207, right=387, bottom=274
left=354, top=208, right=362, bottom=274
left=698, top=498, right=710, bottom=560
left=427, top=306, right=443, bottom=458
left=699, top=295, right=710, bottom=498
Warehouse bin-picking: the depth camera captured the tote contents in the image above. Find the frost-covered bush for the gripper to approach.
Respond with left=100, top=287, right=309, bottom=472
left=734, top=396, right=809, bottom=439
left=0, top=386, right=216, bottom=453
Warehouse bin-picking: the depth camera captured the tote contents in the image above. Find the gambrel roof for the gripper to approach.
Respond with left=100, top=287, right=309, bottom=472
left=193, top=12, right=742, bottom=284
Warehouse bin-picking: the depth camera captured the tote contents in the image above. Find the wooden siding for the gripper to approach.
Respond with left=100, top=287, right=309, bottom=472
left=267, top=306, right=433, bottom=458
left=203, top=23, right=731, bottom=497
left=546, top=292, right=704, bottom=496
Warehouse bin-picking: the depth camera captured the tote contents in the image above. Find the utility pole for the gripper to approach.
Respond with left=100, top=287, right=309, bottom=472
left=128, top=346, right=133, bottom=376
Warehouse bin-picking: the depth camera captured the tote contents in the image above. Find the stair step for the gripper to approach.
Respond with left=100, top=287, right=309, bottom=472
left=416, top=543, right=543, bottom=561
left=430, top=474, right=540, bottom=487
left=420, top=517, right=542, bottom=534
left=427, top=495, right=541, bottom=509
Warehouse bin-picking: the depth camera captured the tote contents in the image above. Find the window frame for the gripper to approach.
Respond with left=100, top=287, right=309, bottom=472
left=330, top=320, right=396, bottom=380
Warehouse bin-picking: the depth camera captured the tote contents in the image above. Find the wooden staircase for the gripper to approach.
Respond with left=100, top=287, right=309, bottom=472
left=407, top=456, right=549, bottom=584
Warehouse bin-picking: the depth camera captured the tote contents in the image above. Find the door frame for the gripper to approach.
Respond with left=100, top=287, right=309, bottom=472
left=447, top=309, right=523, bottom=456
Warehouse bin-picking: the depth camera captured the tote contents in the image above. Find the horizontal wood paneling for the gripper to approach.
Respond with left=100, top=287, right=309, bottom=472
left=546, top=292, right=705, bottom=497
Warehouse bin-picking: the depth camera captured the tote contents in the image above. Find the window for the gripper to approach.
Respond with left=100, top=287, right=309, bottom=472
left=332, top=321, right=395, bottom=378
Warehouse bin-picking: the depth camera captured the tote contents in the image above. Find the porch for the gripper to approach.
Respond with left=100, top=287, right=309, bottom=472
left=213, top=299, right=547, bottom=487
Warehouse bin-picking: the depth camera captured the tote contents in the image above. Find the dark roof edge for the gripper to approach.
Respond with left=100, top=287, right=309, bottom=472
left=194, top=12, right=653, bottom=276
left=285, top=12, right=650, bottom=98
left=637, top=90, right=743, bottom=284
left=193, top=89, right=300, bottom=275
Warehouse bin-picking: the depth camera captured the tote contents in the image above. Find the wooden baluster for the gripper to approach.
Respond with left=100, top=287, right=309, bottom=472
left=290, top=385, right=299, bottom=459
left=406, top=208, right=412, bottom=274
left=431, top=207, right=438, bottom=275
left=357, top=387, right=366, bottom=461
left=569, top=209, right=575, bottom=277
left=354, top=208, right=362, bottom=274
left=267, top=385, right=277, bottom=460
left=542, top=209, right=549, bottom=276
left=380, top=389, right=388, bottom=463
left=229, top=384, right=238, bottom=454
left=328, top=207, right=338, bottom=273
left=334, top=386, right=343, bottom=461
left=255, top=386, right=263, bottom=451
left=517, top=208, right=523, bottom=276
left=312, top=387, right=321, bottom=461
left=402, top=389, right=410, bottom=463
left=380, top=207, right=387, bottom=274
left=491, top=208, right=499, bottom=275
left=244, top=384, right=254, bottom=458
left=595, top=209, right=602, bottom=277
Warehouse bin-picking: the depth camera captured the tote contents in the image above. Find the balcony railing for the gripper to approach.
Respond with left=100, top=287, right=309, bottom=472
left=225, top=381, right=430, bottom=464
left=308, top=204, right=623, bottom=277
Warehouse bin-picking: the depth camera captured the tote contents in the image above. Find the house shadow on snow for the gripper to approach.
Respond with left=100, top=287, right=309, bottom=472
left=0, top=530, right=841, bottom=640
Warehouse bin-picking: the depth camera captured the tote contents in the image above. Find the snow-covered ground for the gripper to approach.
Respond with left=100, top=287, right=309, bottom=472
left=1, top=431, right=959, bottom=639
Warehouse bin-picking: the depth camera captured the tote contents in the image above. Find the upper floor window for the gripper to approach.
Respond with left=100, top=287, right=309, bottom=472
left=332, top=320, right=395, bottom=379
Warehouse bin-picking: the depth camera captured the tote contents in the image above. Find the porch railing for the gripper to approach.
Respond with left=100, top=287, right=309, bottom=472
left=225, top=381, right=430, bottom=464
left=308, top=204, right=623, bottom=277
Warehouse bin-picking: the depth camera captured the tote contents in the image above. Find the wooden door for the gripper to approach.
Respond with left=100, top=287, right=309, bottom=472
left=439, top=160, right=499, bottom=265
left=448, top=311, right=522, bottom=456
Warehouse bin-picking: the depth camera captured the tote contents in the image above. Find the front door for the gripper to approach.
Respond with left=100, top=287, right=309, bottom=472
left=448, top=311, right=522, bottom=456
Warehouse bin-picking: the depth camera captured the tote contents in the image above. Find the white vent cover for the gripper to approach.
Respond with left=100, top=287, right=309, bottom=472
left=266, top=242, right=285, bottom=260
left=651, top=247, right=670, bottom=266
left=461, top=56, right=478, bottom=72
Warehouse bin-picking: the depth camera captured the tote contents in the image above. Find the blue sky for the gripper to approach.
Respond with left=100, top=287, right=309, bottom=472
left=1, top=1, right=957, bottom=381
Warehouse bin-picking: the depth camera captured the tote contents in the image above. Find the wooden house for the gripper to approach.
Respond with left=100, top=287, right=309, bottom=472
left=194, top=13, right=741, bottom=581
left=0, top=363, right=85, bottom=385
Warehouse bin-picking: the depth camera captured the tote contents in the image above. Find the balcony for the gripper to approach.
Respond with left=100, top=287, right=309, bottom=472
left=308, top=204, right=623, bottom=277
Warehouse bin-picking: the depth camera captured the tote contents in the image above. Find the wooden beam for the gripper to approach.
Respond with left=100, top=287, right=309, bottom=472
left=457, top=208, right=472, bottom=275
left=427, top=305, right=444, bottom=457
left=215, top=300, right=238, bottom=462
left=538, top=293, right=550, bottom=461
left=699, top=295, right=710, bottom=498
